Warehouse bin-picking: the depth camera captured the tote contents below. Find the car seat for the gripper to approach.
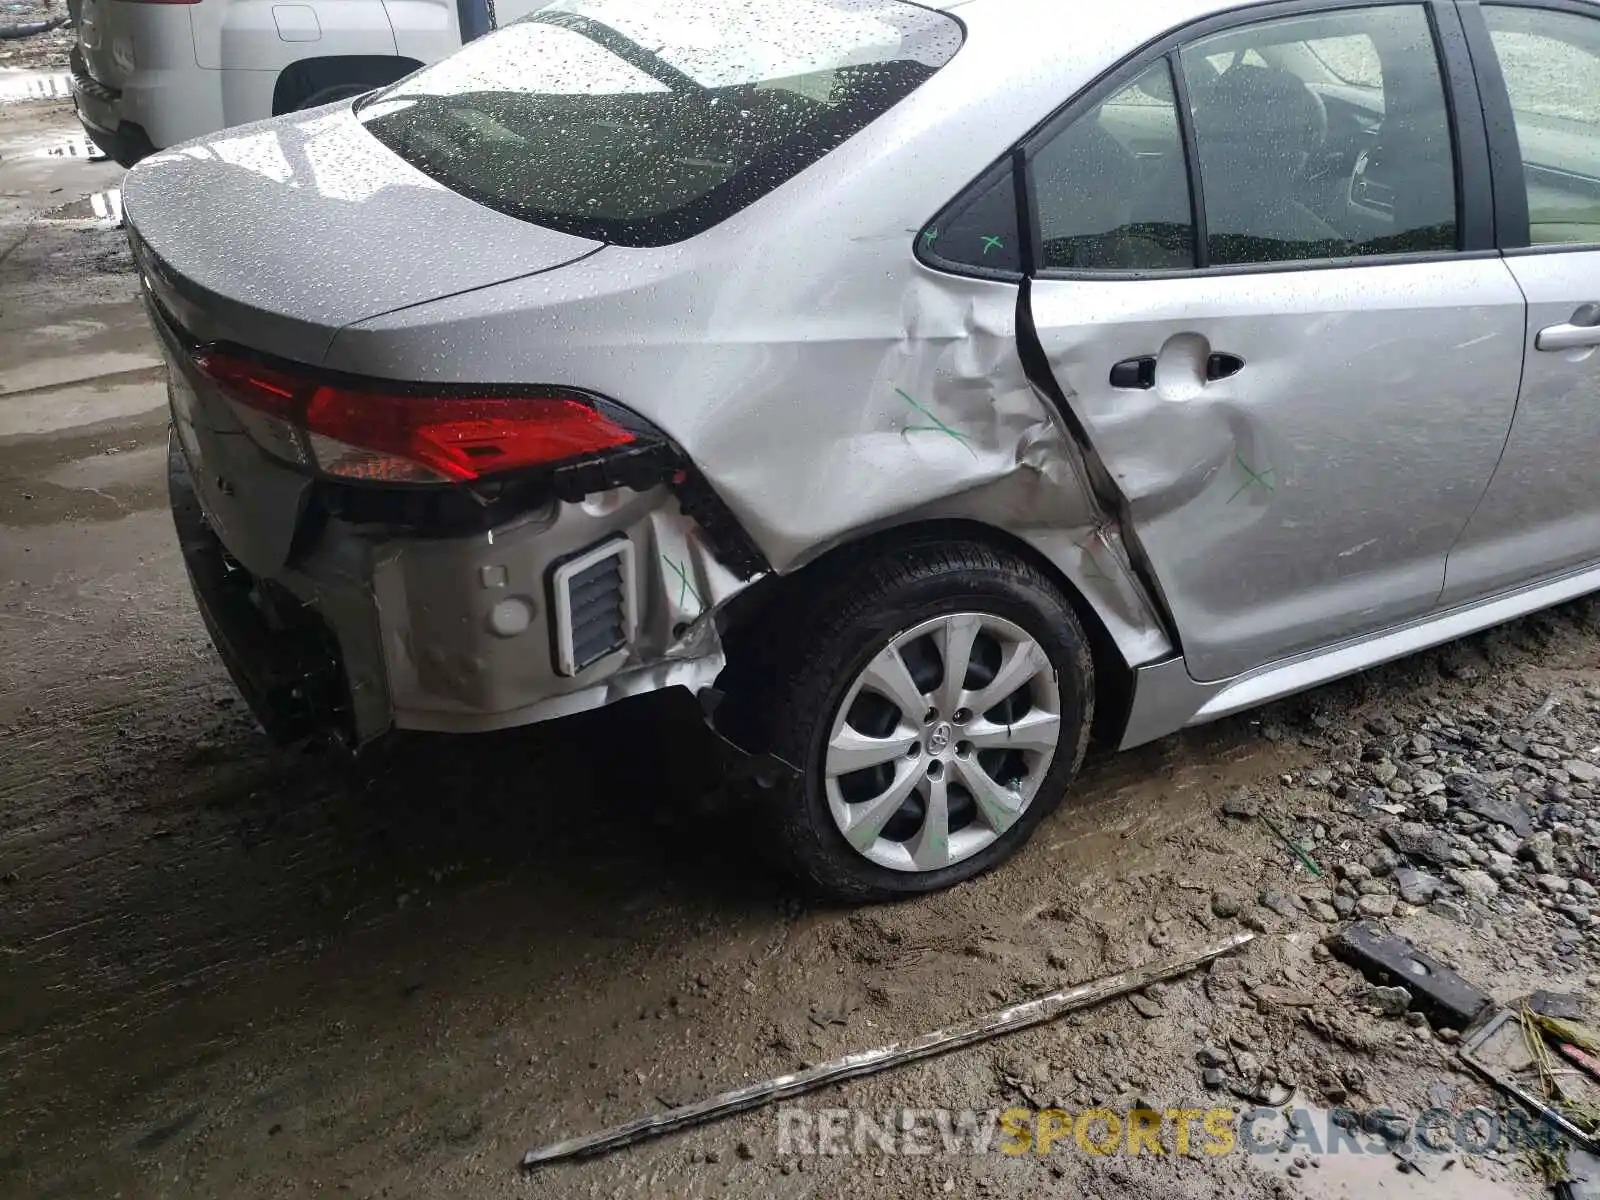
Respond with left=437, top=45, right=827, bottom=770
left=1189, top=63, right=1348, bottom=263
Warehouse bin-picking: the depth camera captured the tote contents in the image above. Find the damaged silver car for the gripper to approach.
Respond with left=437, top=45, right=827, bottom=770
left=126, top=0, right=1600, bottom=898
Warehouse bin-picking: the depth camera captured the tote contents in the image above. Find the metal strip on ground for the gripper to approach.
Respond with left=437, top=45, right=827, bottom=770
left=520, top=930, right=1255, bottom=1169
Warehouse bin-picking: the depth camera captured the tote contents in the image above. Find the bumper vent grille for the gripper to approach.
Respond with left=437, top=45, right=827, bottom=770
left=551, top=538, right=637, bottom=676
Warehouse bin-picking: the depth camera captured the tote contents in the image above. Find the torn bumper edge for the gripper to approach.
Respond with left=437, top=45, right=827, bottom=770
left=378, top=496, right=763, bottom=736
left=697, top=685, right=804, bottom=790
left=170, top=430, right=770, bottom=746
left=169, top=432, right=354, bottom=743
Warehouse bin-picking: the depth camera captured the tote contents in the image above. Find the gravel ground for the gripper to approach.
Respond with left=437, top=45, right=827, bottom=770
left=2, top=65, right=1599, bottom=1200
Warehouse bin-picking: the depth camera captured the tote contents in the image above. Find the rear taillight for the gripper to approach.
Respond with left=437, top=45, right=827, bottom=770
left=193, top=351, right=638, bottom=485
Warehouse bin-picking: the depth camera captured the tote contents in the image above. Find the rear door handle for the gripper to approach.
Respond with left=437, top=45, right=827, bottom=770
left=1109, top=352, right=1245, bottom=389
left=1206, top=352, right=1245, bottom=381
left=1109, top=356, right=1156, bottom=389
left=1537, top=303, right=1600, bottom=351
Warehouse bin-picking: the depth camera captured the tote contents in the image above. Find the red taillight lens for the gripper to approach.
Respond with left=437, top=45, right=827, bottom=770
left=193, top=351, right=636, bottom=484
left=198, top=353, right=301, bottom=419
left=303, top=389, right=633, bottom=482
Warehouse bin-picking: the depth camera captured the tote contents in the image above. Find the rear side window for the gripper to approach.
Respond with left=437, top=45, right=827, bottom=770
left=920, top=162, right=1023, bottom=276
left=357, top=0, right=963, bottom=246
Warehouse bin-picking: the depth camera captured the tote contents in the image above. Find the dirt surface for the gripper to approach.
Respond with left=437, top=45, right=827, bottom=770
left=0, top=2, right=70, bottom=73
left=3, top=78, right=1599, bottom=1200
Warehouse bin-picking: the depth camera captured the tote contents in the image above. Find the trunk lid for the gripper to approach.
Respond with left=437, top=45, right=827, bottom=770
left=121, top=104, right=606, bottom=364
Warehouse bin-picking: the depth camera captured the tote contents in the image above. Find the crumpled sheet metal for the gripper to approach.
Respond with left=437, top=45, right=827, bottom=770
left=1049, top=329, right=1290, bottom=524
left=368, top=488, right=756, bottom=734
left=361, top=267, right=1174, bottom=735
left=643, top=505, right=749, bottom=649
left=779, top=271, right=1174, bottom=668
left=486, top=505, right=754, bottom=723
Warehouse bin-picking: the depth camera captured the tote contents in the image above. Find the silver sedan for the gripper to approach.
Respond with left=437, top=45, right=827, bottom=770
left=123, top=0, right=1600, bottom=899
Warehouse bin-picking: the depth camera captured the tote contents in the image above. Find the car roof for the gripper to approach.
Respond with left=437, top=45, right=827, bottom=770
left=934, top=0, right=1271, bottom=42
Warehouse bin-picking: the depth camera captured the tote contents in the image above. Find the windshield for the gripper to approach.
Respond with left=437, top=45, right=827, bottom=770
left=356, top=0, right=963, bottom=245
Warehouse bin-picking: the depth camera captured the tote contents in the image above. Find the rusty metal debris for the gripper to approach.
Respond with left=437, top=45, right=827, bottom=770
left=1326, top=921, right=1491, bottom=1028
left=1560, top=1042, right=1600, bottom=1084
left=519, top=931, right=1255, bottom=1170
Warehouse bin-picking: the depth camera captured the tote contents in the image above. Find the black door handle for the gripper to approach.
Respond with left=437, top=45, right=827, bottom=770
left=1111, top=352, right=1244, bottom=389
left=1207, top=352, right=1245, bottom=381
left=1109, top=356, right=1156, bottom=389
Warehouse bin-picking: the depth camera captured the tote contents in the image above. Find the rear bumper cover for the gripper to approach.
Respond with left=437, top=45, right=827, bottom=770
left=169, top=432, right=353, bottom=741
left=168, top=424, right=748, bottom=746
left=76, top=111, right=157, bottom=170
left=71, top=47, right=156, bottom=167
left=165, top=399, right=760, bottom=749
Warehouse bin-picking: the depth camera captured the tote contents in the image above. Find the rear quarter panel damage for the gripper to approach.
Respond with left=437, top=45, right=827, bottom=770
left=316, top=15, right=1198, bottom=719
left=330, top=257, right=1173, bottom=730
left=365, top=487, right=752, bottom=733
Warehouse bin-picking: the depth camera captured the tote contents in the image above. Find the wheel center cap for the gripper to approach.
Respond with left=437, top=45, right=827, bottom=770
left=928, top=722, right=953, bottom=755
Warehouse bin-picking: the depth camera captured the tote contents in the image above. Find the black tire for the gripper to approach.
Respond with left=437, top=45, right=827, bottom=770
left=293, top=84, right=372, bottom=111
left=736, top=539, right=1094, bottom=902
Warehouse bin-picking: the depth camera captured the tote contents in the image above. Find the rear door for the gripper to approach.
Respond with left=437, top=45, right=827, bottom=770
left=1442, top=1, right=1600, bottom=601
left=1023, top=1, right=1526, bottom=682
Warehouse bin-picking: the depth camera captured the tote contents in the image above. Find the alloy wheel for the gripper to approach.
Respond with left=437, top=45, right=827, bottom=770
left=822, top=612, right=1061, bottom=873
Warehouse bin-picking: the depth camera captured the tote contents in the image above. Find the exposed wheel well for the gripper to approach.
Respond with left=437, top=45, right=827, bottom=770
left=272, top=56, right=424, bottom=115
left=715, top=518, right=1135, bottom=752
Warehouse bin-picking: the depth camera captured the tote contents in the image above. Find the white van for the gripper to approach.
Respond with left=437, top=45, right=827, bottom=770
left=71, top=0, right=549, bottom=165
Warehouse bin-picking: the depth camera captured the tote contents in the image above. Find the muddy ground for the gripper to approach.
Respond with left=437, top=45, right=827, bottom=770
left=0, top=2, right=71, bottom=74
left=2, top=71, right=1598, bottom=1200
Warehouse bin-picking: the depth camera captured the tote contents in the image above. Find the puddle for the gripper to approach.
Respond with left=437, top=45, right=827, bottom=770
left=32, top=134, right=107, bottom=162
left=41, top=442, right=166, bottom=491
left=87, top=187, right=122, bottom=226
left=0, top=70, right=73, bottom=106
left=38, top=186, right=123, bottom=230
left=1251, top=1152, right=1526, bottom=1199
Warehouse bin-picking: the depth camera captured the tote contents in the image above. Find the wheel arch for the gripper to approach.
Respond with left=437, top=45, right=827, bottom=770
left=716, top=516, right=1140, bottom=751
left=271, top=55, right=424, bottom=115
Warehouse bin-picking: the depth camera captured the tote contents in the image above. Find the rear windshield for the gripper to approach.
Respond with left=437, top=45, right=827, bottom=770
left=355, top=0, right=962, bottom=246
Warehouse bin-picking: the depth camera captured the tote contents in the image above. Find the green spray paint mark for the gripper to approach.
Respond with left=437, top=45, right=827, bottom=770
left=1226, top=453, right=1276, bottom=504
left=896, top=388, right=977, bottom=459
left=980, top=235, right=1005, bottom=255
left=662, top=555, right=702, bottom=614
